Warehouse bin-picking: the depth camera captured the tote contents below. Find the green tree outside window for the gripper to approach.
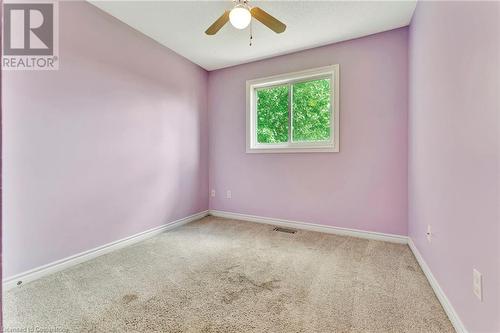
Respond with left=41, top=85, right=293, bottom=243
left=256, top=78, right=331, bottom=144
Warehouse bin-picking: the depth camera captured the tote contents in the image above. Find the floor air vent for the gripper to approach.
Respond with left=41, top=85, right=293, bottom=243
left=273, top=227, right=297, bottom=234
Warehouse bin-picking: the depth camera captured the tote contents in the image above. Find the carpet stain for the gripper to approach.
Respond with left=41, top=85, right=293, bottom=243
left=121, top=293, right=138, bottom=304
left=221, top=290, right=241, bottom=304
left=229, top=273, right=281, bottom=292
left=220, top=268, right=281, bottom=304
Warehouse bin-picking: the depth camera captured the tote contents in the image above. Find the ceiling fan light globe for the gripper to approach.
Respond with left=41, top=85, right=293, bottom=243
left=229, top=5, right=251, bottom=29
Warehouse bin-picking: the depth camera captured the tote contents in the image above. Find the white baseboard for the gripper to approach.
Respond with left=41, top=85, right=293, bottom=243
left=408, top=238, right=468, bottom=333
left=3, top=210, right=209, bottom=291
left=209, top=210, right=408, bottom=244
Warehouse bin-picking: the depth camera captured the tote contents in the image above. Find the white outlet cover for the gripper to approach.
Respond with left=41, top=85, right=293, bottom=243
left=226, top=190, right=232, bottom=199
left=210, top=190, right=216, bottom=197
left=473, top=268, right=483, bottom=301
left=426, top=225, right=432, bottom=242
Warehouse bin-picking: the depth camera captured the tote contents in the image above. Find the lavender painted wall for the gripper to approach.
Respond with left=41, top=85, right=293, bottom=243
left=408, top=2, right=499, bottom=332
left=208, top=28, right=408, bottom=236
left=2, top=2, right=209, bottom=278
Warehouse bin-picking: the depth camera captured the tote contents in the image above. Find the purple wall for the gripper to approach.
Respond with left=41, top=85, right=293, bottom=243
left=1, top=2, right=3, bottom=325
left=2, top=2, right=209, bottom=278
left=408, top=2, right=499, bottom=332
left=208, top=28, right=409, bottom=236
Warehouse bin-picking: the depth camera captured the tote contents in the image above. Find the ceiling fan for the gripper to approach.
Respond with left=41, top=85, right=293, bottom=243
left=205, top=0, right=286, bottom=36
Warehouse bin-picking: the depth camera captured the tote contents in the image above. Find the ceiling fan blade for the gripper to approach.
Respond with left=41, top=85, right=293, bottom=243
left=205, top=10, right=230, bottom=35
left=250, top=7, right=286, bottom=33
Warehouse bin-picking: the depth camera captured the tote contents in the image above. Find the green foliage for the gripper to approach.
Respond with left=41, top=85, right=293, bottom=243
left=256, top=78, right=331, bottom=144
left=292, top=79, right=331, bottom=141
left=256, top=85, right=289, bottom=143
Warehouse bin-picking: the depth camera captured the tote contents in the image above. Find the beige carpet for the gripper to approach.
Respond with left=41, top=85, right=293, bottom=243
left=4, top=216, right=455, bottom=332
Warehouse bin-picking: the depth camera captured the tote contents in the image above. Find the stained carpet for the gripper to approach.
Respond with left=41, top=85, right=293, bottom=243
left=4, top=216, right=455, bottom=332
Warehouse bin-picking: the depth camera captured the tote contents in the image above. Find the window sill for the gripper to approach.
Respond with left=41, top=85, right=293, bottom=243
left=246, top=146, right=339, bottom=154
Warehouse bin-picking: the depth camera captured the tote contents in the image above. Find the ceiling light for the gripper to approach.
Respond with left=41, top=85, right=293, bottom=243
left=229, top=5, right=251, bottom=29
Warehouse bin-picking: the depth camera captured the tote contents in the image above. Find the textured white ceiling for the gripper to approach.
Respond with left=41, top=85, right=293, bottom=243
left=89, top=1, right=417, bottom=71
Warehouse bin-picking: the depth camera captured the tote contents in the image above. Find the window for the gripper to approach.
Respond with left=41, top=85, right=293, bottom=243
left=246, top=65, right=339, bottom=153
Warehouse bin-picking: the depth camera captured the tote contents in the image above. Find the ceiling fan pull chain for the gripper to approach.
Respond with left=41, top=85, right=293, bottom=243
left=249, top=19, right=253, bottom=46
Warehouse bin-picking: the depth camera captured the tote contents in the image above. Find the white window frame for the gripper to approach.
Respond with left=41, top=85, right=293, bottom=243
left=246, top=64, right=339, bottom=153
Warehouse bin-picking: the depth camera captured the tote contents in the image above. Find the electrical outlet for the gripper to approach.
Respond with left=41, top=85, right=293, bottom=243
left=210, top=189, right=216, bottom=197
left=426, top=225, right=432, bottom=243
left=473, top=269, right=483, bottom=301
left=226, top=190, right=232, bottom=199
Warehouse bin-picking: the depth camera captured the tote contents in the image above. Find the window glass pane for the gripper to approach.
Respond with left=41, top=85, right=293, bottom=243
left=292, top=78, right=331, bottom=142
left=256, top=85, right=289, bottom=143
